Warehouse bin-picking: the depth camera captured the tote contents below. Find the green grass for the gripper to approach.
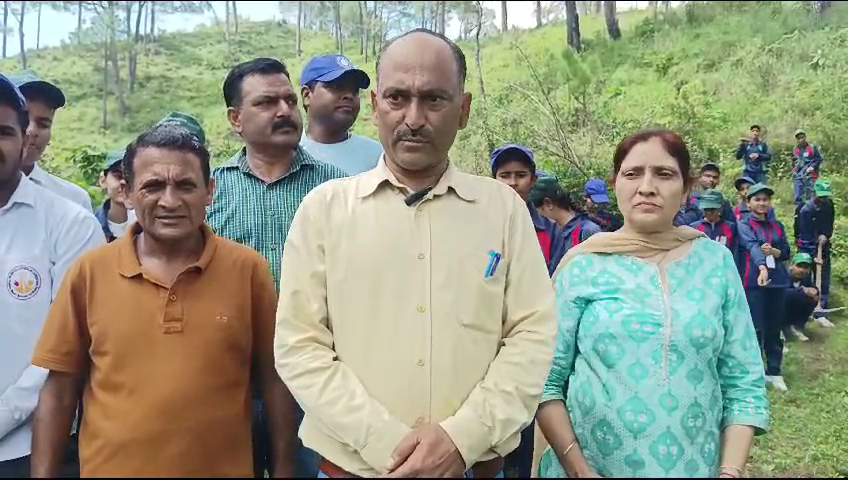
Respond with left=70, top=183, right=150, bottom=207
left=749, top=301, right=848, bottom=478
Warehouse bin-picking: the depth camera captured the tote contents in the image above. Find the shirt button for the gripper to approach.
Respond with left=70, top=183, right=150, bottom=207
left=417, top=359, right=425, bottom=366
left=270, top=244, right=277, bottom=250
left=417, top=305, right=426, bottom=313
left=269, top=211, right=275, bottom=217
left=418, top=253, right=425, bottom=260
left=169, top=294, right=177, bottom=302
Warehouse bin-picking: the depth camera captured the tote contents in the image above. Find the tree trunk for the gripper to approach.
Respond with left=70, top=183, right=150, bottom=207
left=594, top=0, right=602, bottom=14
left=604, top=1, right=621, bottom=40
left=439, top=1, right=446, bottom=35
left=535, top=0, right=542, bottom=28
left=149, top=1, right=155, bottom=40
left=102, top=40, right=109, bottom=130
left=36, top=2, right=42, bottom=49
left=77, top=1, right=83, bottom=45
left=474, top=1, right=493, bottom=155
left=564, top=1, right=582, bottom=52
left=224, top=0, right=230, bottom=41
left=3, top=1, right=9, bottom=57
left=17, top=1, right=25, bottom=69
left=334, top=1, right=342, bottom=54
left=363, top=0, right=369, bottom=63
left=372, top=0, right=382, bottom=57
left=232, top=0, right=238, bottom=33
left=106, top=2, right=128, bottom=117
left=500, top=0, right=508, bottom=32
left=296, top=0, right=302, bottom=57
left=129, top=0, right=145, bottom=93
left=419, top=2, right=426, bottom=28
left=358, top=0, right=364, bottom=55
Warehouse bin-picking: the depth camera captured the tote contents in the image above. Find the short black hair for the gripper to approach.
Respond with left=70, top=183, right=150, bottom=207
left=0, top=97, right=29, bottom=133
left=531, top=189, right=579, bottom=212
left=223, top=57, right=291, bottom=108
left=122, top=124, right=211, bottom=190
left=700, top=163, right=721, bottom=175
left=301, top=80, right=318, bottom=113
left=750, top=124, right=761, bottom=131
left=376, top=28, right=467, bottom=90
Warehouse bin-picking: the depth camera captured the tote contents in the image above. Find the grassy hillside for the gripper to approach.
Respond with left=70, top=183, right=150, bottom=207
left=3, top=2, right=848, bottom=476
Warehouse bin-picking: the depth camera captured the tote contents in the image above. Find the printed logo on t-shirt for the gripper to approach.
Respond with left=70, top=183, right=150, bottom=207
left=6, top=264, right=42, bottom=301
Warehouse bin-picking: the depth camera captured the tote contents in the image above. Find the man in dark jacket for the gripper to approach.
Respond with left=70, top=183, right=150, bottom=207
left=735, top=124, right=771, bottom=184
left=797, top=179, right=835, bottom=328
left=783, top=253, right=818, bottom=342
left=583, top=178, right=623, bottom=232
left=529, top=173, right=600, bottom=254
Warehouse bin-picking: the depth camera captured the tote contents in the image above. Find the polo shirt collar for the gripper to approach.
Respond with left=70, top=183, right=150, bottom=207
left=118, top=222, right=220, bottom=278
left=0, top=172, right=35, bottom=211
left=356, top=154, right=478, bottom=202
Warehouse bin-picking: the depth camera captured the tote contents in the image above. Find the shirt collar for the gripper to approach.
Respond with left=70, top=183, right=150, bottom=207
left=221, top=145, right=321, bottom=177
left=117, top=222, right=220, bottom=278
left=527, top=202, right=549, bottom=231
left=26, top=163, right=48, bottom=185
left=356, top=154, right=478, bottom=203
left=0, top=172, right=36, bottom=211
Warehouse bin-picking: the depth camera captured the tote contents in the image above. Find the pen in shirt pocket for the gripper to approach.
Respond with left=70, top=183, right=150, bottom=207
left=485, top=251, right=503, bottom=278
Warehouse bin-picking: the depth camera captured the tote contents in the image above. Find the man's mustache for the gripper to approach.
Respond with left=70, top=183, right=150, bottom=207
left=271, top=118, right=299, bottom=131
left=394, top=127, right=432, bottom=143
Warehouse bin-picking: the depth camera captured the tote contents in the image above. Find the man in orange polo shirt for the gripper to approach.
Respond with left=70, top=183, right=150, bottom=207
left=29, top=124, right=299, bottom=477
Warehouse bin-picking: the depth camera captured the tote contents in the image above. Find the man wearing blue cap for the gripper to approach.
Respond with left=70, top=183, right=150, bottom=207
left=491, top=144, right=565, bottom=278
left=299, top=54, right=383, bottom=175
left=0, top=73, right=104, bottom=477
left=583, top=178, right=623, bottom=232
left=7, top=70, right=93, bottom=214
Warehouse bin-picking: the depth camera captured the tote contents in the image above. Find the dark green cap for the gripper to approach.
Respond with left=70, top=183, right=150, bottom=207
left=699, top=189, right=724, bottom=210
left=155, top=111, right=206, bottom=145
left=103, top=149, right=125, bottom=172
left=746, top=183, right=774, bottom=200
left=528, top=173, right=562, bottom=204
left=792, top=253, right=813, bottom=265
left=6, top=69, right=66, bottom=108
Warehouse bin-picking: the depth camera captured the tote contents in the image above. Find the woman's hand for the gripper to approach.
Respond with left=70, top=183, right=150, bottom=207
left=757, top=266, right=770, bottom=287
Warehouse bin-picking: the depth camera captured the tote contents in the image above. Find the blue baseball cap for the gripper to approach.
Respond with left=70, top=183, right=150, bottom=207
left=7, top=70, right=65, bottom=108
left=584, top=179, right=610, bottom=204
left=0, top=73, right=28, bottom=116
left=300, top=55, right=370, bottom=89
left=491, top=144, right=535, bottom=175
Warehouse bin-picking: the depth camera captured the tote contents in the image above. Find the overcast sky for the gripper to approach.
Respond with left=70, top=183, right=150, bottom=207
left=2, top=1, right=656, bottom=56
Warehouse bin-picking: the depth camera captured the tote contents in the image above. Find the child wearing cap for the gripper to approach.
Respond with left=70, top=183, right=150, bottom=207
left=737, top=183, right=792, bottom=392
left=94, top=150, right=136, bottom=242
left=783, top=253, right=819, bottom=342
left=689, top=189, right=739, bottom=264
left=529, top=174, right=600, bottom=253
left=733, top=175, right=776, bottom=222
left=583, top=178, right=623, bottom=232
left=797, top=179, right=836, bottom=327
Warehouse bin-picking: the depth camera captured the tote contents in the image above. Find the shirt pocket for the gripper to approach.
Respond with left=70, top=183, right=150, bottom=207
left=451, top=249, right=506, bottom=337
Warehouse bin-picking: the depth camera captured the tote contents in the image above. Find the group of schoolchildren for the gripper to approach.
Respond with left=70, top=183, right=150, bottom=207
left=488, top=125, right=835, bottom=397
left=677, top=125, right=834, bottom=393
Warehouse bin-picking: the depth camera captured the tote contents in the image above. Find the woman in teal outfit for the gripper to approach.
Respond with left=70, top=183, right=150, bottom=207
left=535, top=130, right=769, bottom=478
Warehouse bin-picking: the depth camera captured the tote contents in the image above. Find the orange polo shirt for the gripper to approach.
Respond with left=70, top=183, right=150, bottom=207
left=33, top=223, right=278, bottom=477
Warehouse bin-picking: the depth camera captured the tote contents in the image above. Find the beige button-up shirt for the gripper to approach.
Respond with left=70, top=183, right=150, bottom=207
left=274, top=159, right=557, bottom=476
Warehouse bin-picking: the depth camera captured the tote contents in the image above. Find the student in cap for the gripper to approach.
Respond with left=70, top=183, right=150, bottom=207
left=7, top=70, right=93, bottom=213
left=797, top=178, right=835, bottom=328
left=791, top=129, right=823, bottom=208
left=491, top=144, right=565, bottom=277
left=582, top=178, right=622, bottom=232
left=0, top=73, right=104, bottom=478
left=529, top=173, right=600, bottom=253
left=155, top=111, right=206, bottom=145
left=94, top=149, right=137, bottom=242
left=735, top=124, right=771, bottom=184
left=691, top=163, right=735, bottom=222
left=299, top=54, right=383, bottom=175
left=783, top=253, right=818, bottom=343
left=733, top=175, right=775, bottom=222
left=737, top=183, right=791, bottom=392
left=689, top=189, right=738, bottom=263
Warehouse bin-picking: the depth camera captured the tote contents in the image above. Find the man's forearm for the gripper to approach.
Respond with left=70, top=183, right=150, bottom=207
left=261, top=374, right=299, bottom=477
left=31, top=372, right=80, bottom=478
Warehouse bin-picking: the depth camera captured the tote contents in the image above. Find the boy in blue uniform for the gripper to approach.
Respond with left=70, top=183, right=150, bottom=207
left=797, top=179, right=835, bottom=328
left=583, top=178, right=622, bottom=232
left=689, top=189, right=738, bottom=263
left=784, top=253, right=819, bottom=343
left=738, top=183, right=792, bottom=392
left=529, top=173, right=600, bottom=253
left=735, top=124, right=771, bottom=184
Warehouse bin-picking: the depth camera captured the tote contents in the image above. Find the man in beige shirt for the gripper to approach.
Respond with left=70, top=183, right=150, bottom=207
left=274, top=28, right=557, bottom=479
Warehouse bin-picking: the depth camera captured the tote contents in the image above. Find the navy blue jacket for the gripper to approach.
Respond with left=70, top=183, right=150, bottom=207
left=736, top=140, right=771, bottom=174
left=529, top=203, right=566, bottom=277
left=560, top=213, right=601, bottom=254
left=690, top=219, right=739, bottom=264
left=798, top=199, right=835, bottom=256
left=738, top=216, right=791, bottom=290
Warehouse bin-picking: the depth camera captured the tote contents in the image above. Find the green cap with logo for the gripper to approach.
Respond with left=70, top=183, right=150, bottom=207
left=746, top=183, right=774, bottom=200
left=6, top=69, right=66, bottom=108
left=794, top=128, right=806, bottom=138
left=792, top=253, right=813, bottom=266
left=103, top=149, right=125, bottom=173
left=814, top=179, right=833, bottom=198
left=699, top=189, right=724, bottom=210
left=155, top=111, right=206, bottom=145
left=528, top=172, right=563, bottom=205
